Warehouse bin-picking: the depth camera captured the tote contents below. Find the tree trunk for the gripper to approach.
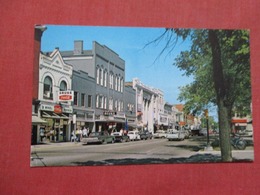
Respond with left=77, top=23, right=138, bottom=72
left=208, top=30, right=232, bottom=162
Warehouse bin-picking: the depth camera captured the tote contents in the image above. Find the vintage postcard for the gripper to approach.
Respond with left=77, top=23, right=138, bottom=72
left=31, top=25, right=253, bottom=167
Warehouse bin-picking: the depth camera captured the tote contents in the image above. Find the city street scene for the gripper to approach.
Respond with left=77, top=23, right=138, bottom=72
left=31, top=25, right=253, bottom=167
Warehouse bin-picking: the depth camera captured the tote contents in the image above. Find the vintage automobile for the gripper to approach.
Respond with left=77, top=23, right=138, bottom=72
left=153, top=130, right=167, bottom=139
left=82, top=131, right=115, bottom=144
left=167, top=129, right=186, bottom=141
left=111, top=132, right=130, bottom=142
left=127, top=130, right=141, bottom=141
left=139, top=131, right=153, bottom=140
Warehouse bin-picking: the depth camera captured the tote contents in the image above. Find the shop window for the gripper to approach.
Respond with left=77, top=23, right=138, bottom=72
left=43, top=76, right=53, bottom=100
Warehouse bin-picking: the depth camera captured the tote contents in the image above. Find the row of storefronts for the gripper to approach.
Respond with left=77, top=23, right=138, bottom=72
left=32, top=26, right=185, bottom=144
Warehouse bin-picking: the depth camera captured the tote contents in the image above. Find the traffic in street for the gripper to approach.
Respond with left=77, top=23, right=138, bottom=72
left=31, top=134, right=254, bottom=167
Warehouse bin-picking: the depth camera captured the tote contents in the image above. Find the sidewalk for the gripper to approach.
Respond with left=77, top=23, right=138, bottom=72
left=31, top=141, right=81, bottom=148
left=197, top=148, right=254, bottom=162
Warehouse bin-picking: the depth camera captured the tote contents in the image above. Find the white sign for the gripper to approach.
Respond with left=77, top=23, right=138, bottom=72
left=58, top=91, right=74, bottom=102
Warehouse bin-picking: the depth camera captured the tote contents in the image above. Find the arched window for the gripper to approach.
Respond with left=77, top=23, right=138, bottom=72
left=60, top=81, right=67, bottom=91
left=96, top=67, right=100, bottom=84
left=43, top=76, right=53, bottom=100
left=104, top=71, right=107, bottom=87
left=100, top=68, right=103, bottom=85
left=115, top=75, right=118, bottom=91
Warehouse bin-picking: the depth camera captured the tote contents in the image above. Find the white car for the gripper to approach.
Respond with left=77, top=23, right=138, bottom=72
left=127, top=131, right=140, bottom=141
left=167, top=129, right=185, bottom=141
left=153, top=130, right=167, bottom=139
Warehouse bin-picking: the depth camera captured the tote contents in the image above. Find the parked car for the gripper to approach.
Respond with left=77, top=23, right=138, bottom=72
left=82, top=131, right=115, bottom=144
left=111, top=132, right=130, bottom=142
left=127, top=130, right=141, bottom=141
left=153, top=130, right=167, bottom=139
left=167, top=129, right=185, bottom=141
left=139, top=131, right=153, bottom=140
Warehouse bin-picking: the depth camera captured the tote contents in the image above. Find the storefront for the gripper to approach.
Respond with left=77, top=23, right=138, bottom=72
left=95, top=112, right=126, bottom=134
left=31, top=115, right=48, bottom=144
left=40, top=103, right=73, bottom=142
left=72, top=110, right=95, bottom=134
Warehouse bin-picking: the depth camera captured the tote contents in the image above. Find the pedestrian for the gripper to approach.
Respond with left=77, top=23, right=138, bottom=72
left=120, top=128, right=123, bottom=136
left=39, top=128, right=45, bottom=142
left=83, top=127, right=88, bottom=138
left=71, top=130, right=76, bottom=142
left=75, top=128, right=80, bottom=142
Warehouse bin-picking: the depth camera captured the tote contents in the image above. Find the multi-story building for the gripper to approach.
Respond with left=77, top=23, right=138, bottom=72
left=71, top=70, right=95, bottom=132
left=32, top=25, right=47, bottom=144
left=38, top=48, right=73, bottom=142
left=124, top=84, right=137, bottom=130
left=126, top=78, right=158, bottom=133
left=164, top=102, right=175, bottom=129
left=61, top=41, right=128, bottom=133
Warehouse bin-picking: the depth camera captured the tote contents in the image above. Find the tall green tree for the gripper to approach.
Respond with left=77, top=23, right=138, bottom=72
left=148, top=29, right=250, bottom=162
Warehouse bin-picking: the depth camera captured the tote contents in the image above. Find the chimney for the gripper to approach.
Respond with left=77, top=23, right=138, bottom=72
left=33, top=25, right=47, bottom=104
left=74, top=40, right=83, bottom=55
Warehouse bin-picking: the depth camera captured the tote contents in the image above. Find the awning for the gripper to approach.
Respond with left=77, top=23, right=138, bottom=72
left=42, top=111, right=69, bottom=119
left=32, top=115, right=47, bottom=125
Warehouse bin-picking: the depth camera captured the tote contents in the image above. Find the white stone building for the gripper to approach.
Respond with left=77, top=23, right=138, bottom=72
left=38, top=49, right=73, bottom=142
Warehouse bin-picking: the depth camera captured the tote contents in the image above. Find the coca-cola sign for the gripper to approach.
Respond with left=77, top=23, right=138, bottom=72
left=58, top=91, right=74, bottom=102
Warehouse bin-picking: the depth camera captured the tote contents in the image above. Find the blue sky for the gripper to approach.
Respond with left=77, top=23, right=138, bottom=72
left=41, top=25, right=194, bottom=104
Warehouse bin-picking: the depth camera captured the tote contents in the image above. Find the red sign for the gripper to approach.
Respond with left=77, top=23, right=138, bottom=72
left=58, top=91, right=74, bottom=102
left=54, top=105, right=62, bottom=114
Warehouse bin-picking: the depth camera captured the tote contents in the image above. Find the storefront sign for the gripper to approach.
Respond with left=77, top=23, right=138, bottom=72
left=54, top=104, right=62, bottom=114
left=62, top=106, right=73, bottom=113
left=58, top=91, right=74, bottom=102
left=41, top=104, right=54, bottom=112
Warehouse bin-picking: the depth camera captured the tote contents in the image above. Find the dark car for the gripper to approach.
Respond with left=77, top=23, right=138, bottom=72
left=82, top=131, right=115, bottom=144
left=140, top=131, right=153, bottom=140
left=111, top=132, right=130, bottom=142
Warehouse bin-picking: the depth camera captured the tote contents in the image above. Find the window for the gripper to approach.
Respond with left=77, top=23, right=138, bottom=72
left=99, top=96, right=103, bottom=108
left=74, top=91, right=78, bottom=106
left=43, top=76, right=53, bottom=100
left=88, top=95, right=92, bottom=108
left=109, top=97, right=113, bottom=110
left=121, top=78, right=123, bottom=92
left=104, top=97, right=107, bottom=109
left=100, top=68, right=103, bottom=85
left=60, top=81, right=67, bottom=91
left=118, top=77, right=120, bottom=91
left=96, top=95, right=99, bottom=108
left=110, top=73, right=114, bottom=89
left=115, top=100, right=118, bottom=111
left=115, top=75, right=118, bottom=91
left=96, top=67, right=100, bottom=84
left=81, top=93, right=85, bottom=107
left=104, top=71, right=107, bottom=87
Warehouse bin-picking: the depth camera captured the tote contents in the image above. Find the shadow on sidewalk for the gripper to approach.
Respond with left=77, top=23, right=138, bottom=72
left=72, top=153, right=253, bottom=166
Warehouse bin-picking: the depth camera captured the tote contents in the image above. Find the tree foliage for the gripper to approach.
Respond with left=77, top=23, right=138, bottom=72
left=148, top=28, right=251, bottom=162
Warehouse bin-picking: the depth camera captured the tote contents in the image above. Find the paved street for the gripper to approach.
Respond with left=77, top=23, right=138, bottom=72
left=31, top=136, right=254, bottom=167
